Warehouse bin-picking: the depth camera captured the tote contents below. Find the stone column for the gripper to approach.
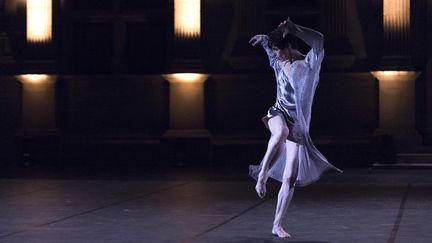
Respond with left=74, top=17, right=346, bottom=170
left=16, top=74, right=61, bottom=165
left=111, top=1, right=126, bottom=73
left=327, top=0, right=348, bottom=39
left=222, top=0, right=265, bottom=69
left=426, top=0, right=432, bottom=143
left=426, top=59, right=432, bottom=143
left=111, top=20, right=126, bottom=73
left=16, top=74, right=58, bottom=134
left=0, top=31, right=15, bottom=67
left=0, top=1, right=16, bottom=70
left=163, top=73, right=208, bottom=133
left=380, top=0, right=412, bottom=68
left=371, top=0, right=422, bottom=151
left=171, top=0, right=204, bottom=72
left=163, top=1, right=212, bottom=165
left=161, top=73, right=211, bottom=165
left=371, top=71, right=421, bottom=150
left=324, top=0, right=365, bottom=69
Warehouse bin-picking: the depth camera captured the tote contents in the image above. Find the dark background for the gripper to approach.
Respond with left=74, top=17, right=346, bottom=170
left=0, top=0, right=431, bottom=177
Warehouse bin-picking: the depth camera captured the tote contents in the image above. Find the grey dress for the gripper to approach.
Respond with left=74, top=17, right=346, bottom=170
left=249, top=25, right=343, bottom=187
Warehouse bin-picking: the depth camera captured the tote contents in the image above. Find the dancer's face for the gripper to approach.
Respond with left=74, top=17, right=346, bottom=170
left=272, top=44, right=292, bottom=61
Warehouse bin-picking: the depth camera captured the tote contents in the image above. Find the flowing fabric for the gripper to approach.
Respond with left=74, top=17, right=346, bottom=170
left=249, top=28, right=343, bottom=187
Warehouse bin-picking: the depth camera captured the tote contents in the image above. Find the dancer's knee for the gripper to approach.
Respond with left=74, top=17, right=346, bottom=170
left=281, top=176, right=295, bottom=188
left=272, top=127, right=289, bottom=143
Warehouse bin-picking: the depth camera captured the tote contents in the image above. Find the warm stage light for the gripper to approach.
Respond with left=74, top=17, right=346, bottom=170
left=174, top=0, right=201, bottom=39
left=163, top=73, right=208, bottom=83
left=371, top=71, right=417, bottom=81
left=17, top=74, right=50, bottom=83
left=27, top=0, right=52, bottom=43
left=383, top=0, right=410, bottom=36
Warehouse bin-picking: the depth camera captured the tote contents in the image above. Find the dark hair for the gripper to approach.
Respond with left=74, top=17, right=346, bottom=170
left=268, top=28, right=299, bottom=50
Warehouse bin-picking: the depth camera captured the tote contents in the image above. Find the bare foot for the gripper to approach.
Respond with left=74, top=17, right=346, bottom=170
left=272, top=225, right=291, bottom=238
left=255, top=173, right=267, bottom=198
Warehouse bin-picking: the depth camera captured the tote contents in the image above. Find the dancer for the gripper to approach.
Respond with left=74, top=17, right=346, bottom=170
left=249, top=18, right=342, bottom=238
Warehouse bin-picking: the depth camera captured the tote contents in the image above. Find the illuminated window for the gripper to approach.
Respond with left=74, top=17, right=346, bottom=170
left=174, top=0, right=200, bottom=39
left=27, top=0, right=52, bottom=43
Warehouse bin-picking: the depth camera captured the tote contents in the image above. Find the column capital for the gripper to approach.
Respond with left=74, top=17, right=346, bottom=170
left=370, top=71, right=420, bottom=82
left=162, top=73, right=209, bottom=84
left=15, top=74, right=58, bottom=85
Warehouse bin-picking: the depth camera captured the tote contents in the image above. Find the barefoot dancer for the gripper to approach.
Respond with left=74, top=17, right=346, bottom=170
left=249, top=18, right=342, bottom=238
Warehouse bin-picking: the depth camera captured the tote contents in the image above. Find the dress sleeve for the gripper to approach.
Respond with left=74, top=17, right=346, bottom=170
left=304, top=47, right=325, bottom=69
left=260, top=36, right=277, bottom=67
left=291, top=24, right=325, bottom=69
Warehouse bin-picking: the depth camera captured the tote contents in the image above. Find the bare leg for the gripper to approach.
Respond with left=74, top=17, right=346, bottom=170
left=255, top=115, right=289, bottom=198
left=272, top=140, right=299, bottom=238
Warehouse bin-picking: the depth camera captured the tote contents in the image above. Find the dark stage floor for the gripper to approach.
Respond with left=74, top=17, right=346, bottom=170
left=0, top=167, right=431, bottom=243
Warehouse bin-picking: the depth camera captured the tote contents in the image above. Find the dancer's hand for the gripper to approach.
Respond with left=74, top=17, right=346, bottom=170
left=249, top=34, right=268, bottom=46
left=255, top=173, right=268, bottom=198
left=278, top=17, right=296, bottom=37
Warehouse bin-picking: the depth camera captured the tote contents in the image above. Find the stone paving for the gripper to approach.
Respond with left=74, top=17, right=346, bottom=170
left=0, top=168, right=431, bottom=243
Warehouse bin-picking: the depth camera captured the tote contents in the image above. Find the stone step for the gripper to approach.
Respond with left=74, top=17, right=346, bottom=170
left=373, top=152, right=432, bottom=168
left=397, top=153, right=432, bottom=164
left=373, top=163, right=432, bottom=168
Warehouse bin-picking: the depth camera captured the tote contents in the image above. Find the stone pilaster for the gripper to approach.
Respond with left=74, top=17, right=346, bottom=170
left=170, top=0, right=204, bottom=72
left=163, top=74, right=208, bottom=131
left=371, top=71, right=422, bottom=150
left=161, top=73, right=211, bottom=165
left=16, top=75, right=58, bottom=134
left=325, top=0, right=365, bottom=69
left=222, top=0, right=265, bottom=69
left=425, top=0, right=432, bottom=143
left=380, top=0, right=412, bottom=69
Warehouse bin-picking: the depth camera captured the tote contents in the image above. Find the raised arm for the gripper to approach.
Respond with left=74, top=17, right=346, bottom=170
left=249, top=34, right=276, bottom=66
left=279, top=18, right=324, bottom=54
